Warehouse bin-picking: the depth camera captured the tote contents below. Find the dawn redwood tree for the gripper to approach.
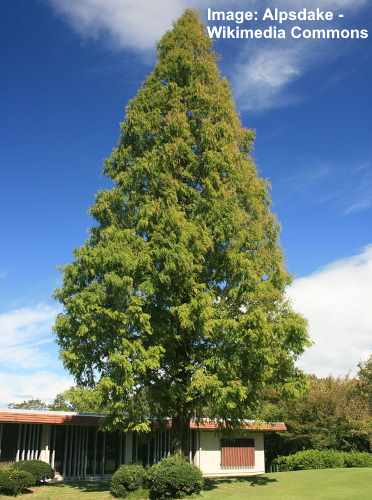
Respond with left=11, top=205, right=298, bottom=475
left=54, top=10, right=309, bottom=453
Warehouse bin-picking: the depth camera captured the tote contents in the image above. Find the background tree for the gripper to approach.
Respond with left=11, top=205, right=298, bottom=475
left=8, top=399, right=48, bottom=410
left=54, top=9, right=309, bottom=453
left=357, top=355, right=372, bottom=450
left=262, top=374, right=371, bottom=464
left=358, top=355, right=372, bottom=414
left=49, top=386, right=103, bottom=413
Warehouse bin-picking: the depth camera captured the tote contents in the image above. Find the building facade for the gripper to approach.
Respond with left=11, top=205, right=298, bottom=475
left=0, top=410, right=286, bottom=478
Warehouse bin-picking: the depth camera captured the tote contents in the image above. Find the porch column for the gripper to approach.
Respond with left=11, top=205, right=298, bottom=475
left=39, top=425, right=51, bottom=463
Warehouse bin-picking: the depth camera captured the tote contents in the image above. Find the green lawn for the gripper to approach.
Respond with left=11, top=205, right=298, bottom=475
left=2, top=468, right=372, bottom=499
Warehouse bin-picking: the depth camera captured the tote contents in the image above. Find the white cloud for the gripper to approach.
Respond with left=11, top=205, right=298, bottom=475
left=233, top=0, right=368, bottom=111
left=0, top=372, right=72, bottom=408
left=234, top=47, right=304, bottom=111
left=288, top=245, right=372, bottom=377
left=0, top=304, right=73, bottom=405
left=47, top=0, right=190, bottom=51
left=47, top=0, right=252, bottom=52
left=344, top=164, right=372, bottom=215
left=46, top=0, right=368, bottom=111
left=0, top=304, right=59, bottom=369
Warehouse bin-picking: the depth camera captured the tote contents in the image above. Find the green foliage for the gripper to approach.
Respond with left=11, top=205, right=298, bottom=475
left=111, top=464, right=147, bottom=498
left=0, top=466, right=35, bottom=496
left=14, top=460, right=54, bottom=483
left=358, top=355, right=372, bottom=417
left=273, top=449, right=372, bottom=471
left=342, top=451, right=372, bottom=468
left=54, top=8, right=309, bottom=441
left=263, top=374, right=371, bottom=464
left=49, top=386, right=103, bottom=413
left=8, top=399, right=48, bottom=410
left=147, top=455, right=203, bottom=499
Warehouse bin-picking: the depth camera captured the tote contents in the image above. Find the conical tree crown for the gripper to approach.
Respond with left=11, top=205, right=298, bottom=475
left=55, top=10, right=308, bottom=430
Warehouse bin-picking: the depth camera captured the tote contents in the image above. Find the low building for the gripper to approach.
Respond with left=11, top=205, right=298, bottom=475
left=0, top=409, right=286, bottom=479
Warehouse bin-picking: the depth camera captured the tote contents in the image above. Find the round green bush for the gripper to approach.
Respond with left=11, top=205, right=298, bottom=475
left=14, top=460, right=54, bottom=483
left=0, top=467, right=35, bottom=496
left=147, top=454, right=203, bottom=500
left=111, top=464, right=147, bottom=498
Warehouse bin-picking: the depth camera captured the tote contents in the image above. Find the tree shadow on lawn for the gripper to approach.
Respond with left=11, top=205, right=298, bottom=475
left=204, top=475, right=277, bottom=491
left=57, top=480, right=111, bottom=493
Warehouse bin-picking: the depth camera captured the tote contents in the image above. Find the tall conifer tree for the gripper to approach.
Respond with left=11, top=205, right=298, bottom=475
left=54, top=10, right=309, bottom=452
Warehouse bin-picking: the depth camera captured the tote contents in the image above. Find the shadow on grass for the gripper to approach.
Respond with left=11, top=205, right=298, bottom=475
left=58, top=480, right=111, bottom=493
left=204, top=475, right=278, bottom=491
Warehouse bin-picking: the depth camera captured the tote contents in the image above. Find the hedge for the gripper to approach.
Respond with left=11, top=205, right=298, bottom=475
left=147, top=454, right=203, bottom=500
left=273, top=449, right=372, bottom=471
left=0, top=467, right=35, bottom=496
left=111, top=464, right=147, bottom=498
left=14, top=460, right=54, bottom=483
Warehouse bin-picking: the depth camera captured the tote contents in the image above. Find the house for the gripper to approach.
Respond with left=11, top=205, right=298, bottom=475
left=0, top=409, right=286, bottom=478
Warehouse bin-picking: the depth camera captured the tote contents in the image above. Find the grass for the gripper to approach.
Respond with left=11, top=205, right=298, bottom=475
left=202, top=468, right=372, bottom=499
left=1, top=468, right=372, bottom=499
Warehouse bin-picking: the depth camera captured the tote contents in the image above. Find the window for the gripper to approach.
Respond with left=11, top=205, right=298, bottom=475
left=220, top=438, right=255, bottom=468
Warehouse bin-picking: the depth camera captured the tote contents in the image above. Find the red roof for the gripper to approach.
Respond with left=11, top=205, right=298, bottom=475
left=0, top=410, right=286, bottom=432
left=0, top=410, right=103, bottom=426
left=190, top=419, right=287, bottom=432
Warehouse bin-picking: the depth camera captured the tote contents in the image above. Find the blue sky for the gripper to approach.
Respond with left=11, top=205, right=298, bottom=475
left=1, top=0, right=371, bottom=404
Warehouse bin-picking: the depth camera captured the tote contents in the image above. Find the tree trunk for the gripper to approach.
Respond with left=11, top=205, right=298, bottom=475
left=172, top=415, right=191, bottom=459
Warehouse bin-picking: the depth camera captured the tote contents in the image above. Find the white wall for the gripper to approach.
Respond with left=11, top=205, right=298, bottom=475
left=194, top=431, right=265, bottom=477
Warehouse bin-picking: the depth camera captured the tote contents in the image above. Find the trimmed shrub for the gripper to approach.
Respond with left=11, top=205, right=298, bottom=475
left=273, top=449, right=372, bottom=471
left=343, top=451, right=372, bottom=468
left=0, top=467, right=35, bottom=496
left=14, top=460, right=54, bottom=483
left=111, top=464, right=147, bottom=498
left=147, top=454, right=203, bottom=500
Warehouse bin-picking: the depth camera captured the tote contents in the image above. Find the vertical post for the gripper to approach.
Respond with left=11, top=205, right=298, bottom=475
left=80, top=427, right=84, bottom=478
left=21, top=425, right=26, bottom=460
left=198, top=430, right=201, bottom=468
left=119, top=433, right=123, bottom=468
left=125, top=432, right=132, bottom=464
left=70, top=427, right=74, bottom=478
left=122, top=433, right=126, bottom=465
left=63, top=427, right=69, bottom=479
left=77, top=427, right=81, bottom=478
left=84, top=427, right=89, bottom=478
left=68, top=427, right=73, bottom=479
left=0, top=423, right=3, bottom=460
left=26, top=425, right=30, bottom=460
left=28, top=425, right=33, bottom=460
left=33, top=425, right=38, bottom=460
left=93, top=429, right=97, bottom=476
left=189, top=429, right=192, bottom=463
left=51, top=426, right=56, bottom=469
left=30, top=424, right=35, bottom=460
left=73, top=427, right=78, bottom=478
left=53, top=426, right=56, bottom=469
left=102, top=432, right=106, bottom=475
left=36, top=425, right=41, bottom=460
left=16, top=424, right=22, bottom=462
